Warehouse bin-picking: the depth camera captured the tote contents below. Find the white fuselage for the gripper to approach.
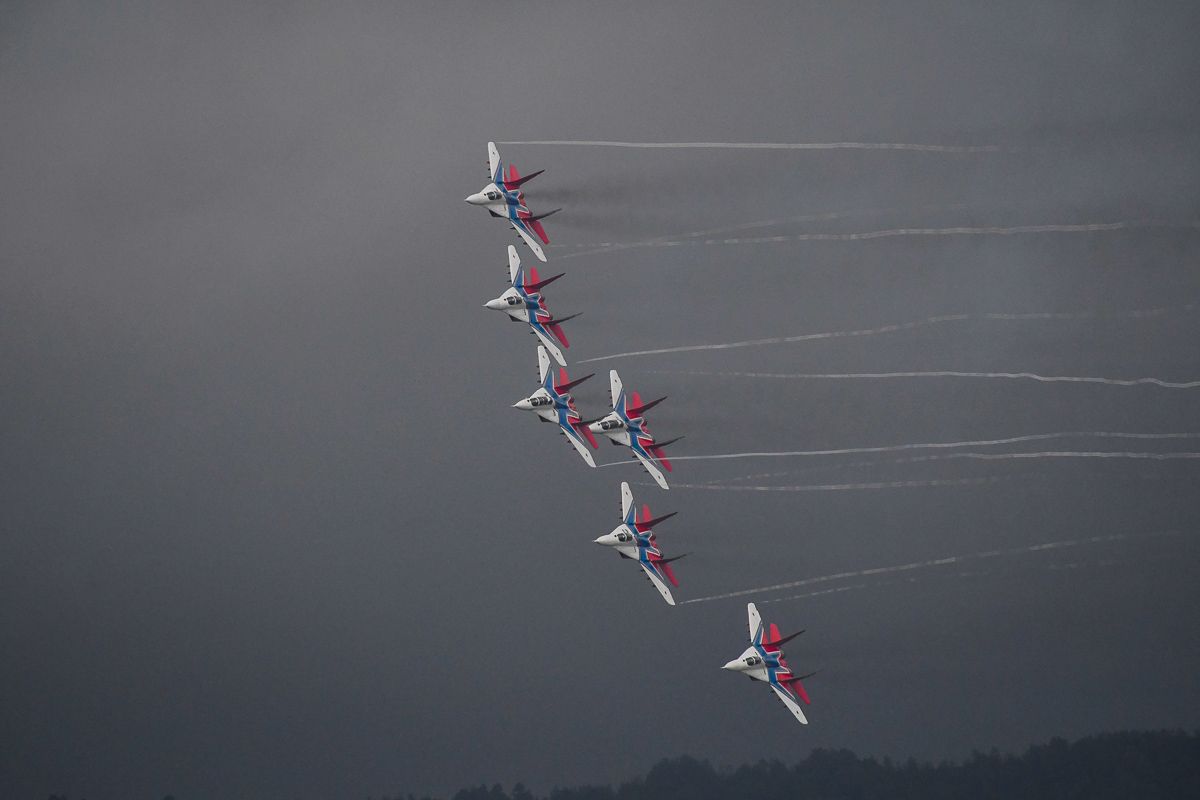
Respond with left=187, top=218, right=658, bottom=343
left=722, top=647, right=771, bottom=682
left=465, top=184, right=522, bottom=219
left=593, top=524, right=641, bottom=559
left=484, top=288, right=531, bottom=321
left=512, top=388, right=558, bottom=423
left=589, top=414, right=631, bottom=447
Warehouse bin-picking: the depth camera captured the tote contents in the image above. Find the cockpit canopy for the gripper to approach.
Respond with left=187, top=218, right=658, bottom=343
left=744, top=655, right=763, bottom=667
left=485, top=190, right=501, bottom=201
left=600, top=419, right=624, bottom=430
left=616, top=530, right=634, bottom=543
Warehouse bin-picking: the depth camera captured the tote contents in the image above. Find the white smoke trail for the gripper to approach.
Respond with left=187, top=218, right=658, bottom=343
left=931, top=450, right=1200, bottom=461
left=555, top=204, right=974, bottom=259
left=756, top=557, right=1135, bottom=605
left=606, top=220, right=1195, bottom=248
left=556, top=209, right=884, bottom=260
left=499, top=139, right=1009, bottom=153
left=680, top=531, right=1182, bottom=604
left=562, top=221, right=1197, bottom=259
left=660, top=369, right=1200, bottom=390
left=579, top=315, right=972, bottom=362
left=597, top=431, right=1200, bottom=467
left=667, top=476, right=1010, bottom=492
left=578, top=305, right=1195, bottom=363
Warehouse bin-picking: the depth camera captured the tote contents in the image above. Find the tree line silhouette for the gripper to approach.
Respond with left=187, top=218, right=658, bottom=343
left=43, top=730, right=1199, bottom=799
left=384, top=730, right=1198, bottom=800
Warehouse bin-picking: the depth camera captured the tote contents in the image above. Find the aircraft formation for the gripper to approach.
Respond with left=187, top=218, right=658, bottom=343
left=468, top=143, right=814, bottom=725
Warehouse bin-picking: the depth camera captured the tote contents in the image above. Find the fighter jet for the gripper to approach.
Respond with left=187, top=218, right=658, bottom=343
left=465, top=142, right=560, bottom=262
left=587, top=370, right=681, bottom=490
left=721, top=603, right=815, bottom=725
left=513, top=346, right=599, bottom=467
left=484, top=245, right=578, bottom=367
left=593, top=481, right=685, bottom=605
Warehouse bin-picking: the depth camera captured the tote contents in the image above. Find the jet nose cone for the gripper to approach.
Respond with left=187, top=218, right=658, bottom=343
left=722, top=659, right=743, bottom=671
left=512, top=398, right=533, bottom=411
left=587, top=422, right=602, bottom=434
left=593, top=535, right=607, bottom=545
left=484, top=298, right=506, bottom=311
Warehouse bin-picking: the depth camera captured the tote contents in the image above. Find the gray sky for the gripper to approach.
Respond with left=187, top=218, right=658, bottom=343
left=2, top=2, right=1198, bottom=798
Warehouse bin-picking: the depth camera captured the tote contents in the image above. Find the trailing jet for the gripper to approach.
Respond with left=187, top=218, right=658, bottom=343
left=484, top=245, right=578, bottom=367
left=465, top=142, right=560, bottom=262
left=593, top=481, right=685, bottom=605
left=587, top=370, right=681, bottom=490
left=721, top=603, right=814, bottom=725
left=513, top=346, right=599, bottom=467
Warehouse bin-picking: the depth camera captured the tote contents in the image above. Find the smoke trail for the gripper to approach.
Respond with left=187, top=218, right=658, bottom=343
left=667, top=476, right=1011, bottom=492
left=670, top=454, right=1200, bottom=492
left=560, top=220, right=1198, bottom=253
left=578, top=305, right=1196, bottom=363
left=580, top=315, right=972, bottom=362
left=930, top=450, right=1200, bottom=461
left=659, top=369, right=1200, bottom=389
left=756, top=556, right=1139, bottom=605
left=596, top=431, right=1200, bottom=467
left=499, top=139, right=1009, bottom=153
left=680, top=531, right=1182, bottom=604
left=554, top=205, right=971, bottom=260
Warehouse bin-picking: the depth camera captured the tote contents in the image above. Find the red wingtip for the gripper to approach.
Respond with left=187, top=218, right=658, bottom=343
left=529, top=219, right=550, bottom=244
left=661, top=560, right=679, bottom=587
left=579, top=423, right=598, bottom=449
left=550, top=323, right=569, bottom=348
left=528, top=265, right=541, bottom=286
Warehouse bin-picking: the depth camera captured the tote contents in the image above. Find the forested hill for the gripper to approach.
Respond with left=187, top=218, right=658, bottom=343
left=387, top=730, right=1199, bottom=800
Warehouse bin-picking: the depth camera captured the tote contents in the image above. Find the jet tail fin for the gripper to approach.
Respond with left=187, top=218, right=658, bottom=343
left=507, top=168, right=543, bottom=189
left=639, top=510, right=678, bottom=529
left=767, top=629, right=805, bottom=648
left=627, top=395, right=667, bottom=417
left=525, top=272, right=565, bottom=293
left=529, top=207, right=561, bottom=222
left=555, top=372, right=594, bottom=394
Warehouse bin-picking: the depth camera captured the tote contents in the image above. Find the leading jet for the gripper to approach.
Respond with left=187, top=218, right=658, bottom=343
left=484, top=245, right=578, bottom=367
left=588, top=370, right=681, bottom=490
left=593, top=481, right=685, bottom=605
left=465, top=142, right=560, bottom=262
left=512, top=346, right=599, bottom=467
left=721, top=603, right=815, bottom=725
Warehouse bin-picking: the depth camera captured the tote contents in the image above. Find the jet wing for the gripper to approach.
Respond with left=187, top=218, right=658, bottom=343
left=639, top=562, right=676, bottom=605
left=559, top=419, right=597, bottom=467
left=488, top=141, right=502, bottom=183
left=769, top=683, right=809, bottom=724
left=537, top=345, right=552, bottom=386
left=748, top=602, right=763, bottom=642
left=507, top=244, right=522, bottom=285
left=620, top=481, right=635, bottom=525
left=632, top=448, right=670, bottom=490
left=609, top=370, right=625, bottom=409
left=531, top=326, right=568, bottom=368
left=511, top=219, right=548, bottom=262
